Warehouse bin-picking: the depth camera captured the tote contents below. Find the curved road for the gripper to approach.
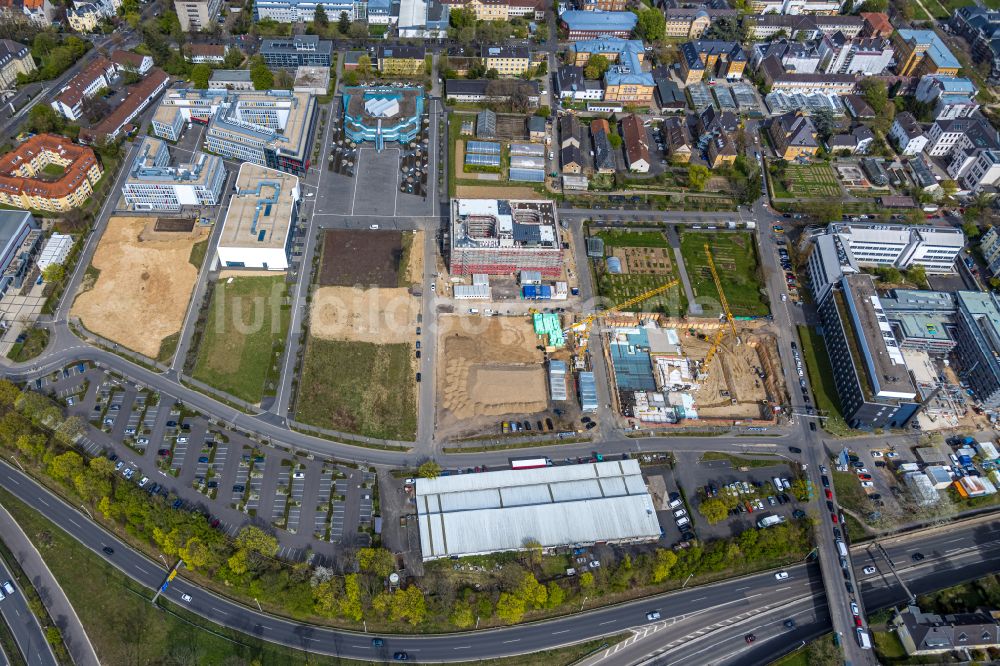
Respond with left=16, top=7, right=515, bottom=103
left=3, top=459, right=1000, bottom=663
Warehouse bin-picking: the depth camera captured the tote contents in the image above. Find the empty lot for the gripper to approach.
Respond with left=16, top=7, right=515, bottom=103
left=72, top=216, right=207, bottom=358
left=318, top=230, right=403, bottom=287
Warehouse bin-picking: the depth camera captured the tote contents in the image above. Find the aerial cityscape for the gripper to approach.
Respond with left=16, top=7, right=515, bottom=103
left=1, top=0, right=1000, bottom=664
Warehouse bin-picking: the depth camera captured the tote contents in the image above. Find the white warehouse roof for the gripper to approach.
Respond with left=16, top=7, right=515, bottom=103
left=415, top=460, right=660, bottom=560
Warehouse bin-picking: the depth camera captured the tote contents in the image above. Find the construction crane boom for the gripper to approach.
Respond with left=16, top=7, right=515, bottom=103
left=567, top=279, right=679, bottom=333
left=704, top=243, right=738, bottom=340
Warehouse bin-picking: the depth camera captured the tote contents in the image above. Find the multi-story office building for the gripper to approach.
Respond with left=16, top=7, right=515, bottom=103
left=980, top=225, right=1000, bottom=276
left=816, top=273, right=920, bottom=429
left=151, top=89, right=317, bottom=176
left=893, top=29, right=961, bottom=77
left=560, top=10, right=637, bottom=39
left=209, top=70, right=255, bottom=90
left=0, top=134, right=103, bottom=212
left=915, top=75, right=979, bottom=120
left=254, top=0, right=360, bottom=22
left=174, top=0, right=222, bottom=31
left=953, top=290, right=1000, bottom=408
left=217, top=163, right=300, bottom=271
left=679, top=40, right=746, bottom=84
left=877, top=289, right=957, bottom=355
left=748, top=0, right=843, bottom=14
left=342, top=86, right=423, bottom=152
left=122, top=137, right=226, bottom=212
left=819, top=35, right=894, bottom=75
left=449, top=199, right=562, bottom=276
left=260, top=35, right=333, bottom=68
left=664, top=6, right=737, bottom=39
left=827, top=222, right=964, bottom=272
left=0, top=210, right=40, bottom=301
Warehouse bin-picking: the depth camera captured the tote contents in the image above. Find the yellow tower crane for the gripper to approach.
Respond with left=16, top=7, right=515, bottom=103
left=566, top=279, right=679, bottom=365
left=702, top=243, right=740, bottom=369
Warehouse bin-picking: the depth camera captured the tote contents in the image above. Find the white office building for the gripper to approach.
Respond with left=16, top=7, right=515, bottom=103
left=216, top=163, right=300, bottom=271
left=122, top=137, right=226, bottom=212
left=828, top=222, right=964, bottom=273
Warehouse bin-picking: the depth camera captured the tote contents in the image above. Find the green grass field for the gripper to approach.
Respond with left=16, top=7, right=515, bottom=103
left=797, top=326, right=852, bottom=436
left=296, top=338, right=417, bottom=440
left=679, top=231, right=768, bottom=317
left=192, top=276, right=289, bottom=403
left=6, top=327, right=48, bottom=362
left=594, top=229, right=669, bottom=248
left=772, top=163, right=840, bottom=199
left=0, top=486, right=621, bottom=666
left=595, top=272, right=686, bottom=315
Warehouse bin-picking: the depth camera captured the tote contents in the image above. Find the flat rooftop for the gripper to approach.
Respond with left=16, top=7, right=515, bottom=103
left=219, top=163, right=298, bottom=250
left=415, top=460, right=660, bottom=559
left=842, top=273, right=917, bottom=399
left=452, top=198, right=560, bottom=250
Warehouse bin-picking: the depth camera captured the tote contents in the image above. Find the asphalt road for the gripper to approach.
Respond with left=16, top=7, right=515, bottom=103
left=0, top=559, right=57, bottom=666
left=4, top=457, right=1000, bottom=664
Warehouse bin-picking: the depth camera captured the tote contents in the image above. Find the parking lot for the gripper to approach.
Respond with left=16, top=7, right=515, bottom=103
left=44, top=365, right=379, bottom=562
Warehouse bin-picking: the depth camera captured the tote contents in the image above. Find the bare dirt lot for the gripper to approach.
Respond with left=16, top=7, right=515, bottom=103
left=72, top=216, right=206, bottom=358
left=437, top=315, right=548, bottom=431
left=405, top=230, right=423, bottom=286
left=679, top=324, right=785, bottom=420
left=455, top=185, right=543, bottom=199
left=318, top=230, right=403, bottom=287
left=310, top=286, right=418, bottom=344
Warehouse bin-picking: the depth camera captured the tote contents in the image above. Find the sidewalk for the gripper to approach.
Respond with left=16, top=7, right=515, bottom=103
left=0, top=503, right=100, bottom=666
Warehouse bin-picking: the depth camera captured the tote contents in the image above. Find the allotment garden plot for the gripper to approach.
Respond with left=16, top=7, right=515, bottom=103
left=770, top=163, right=841, bottom=199
left=592, top=230, right=684, bottom=314
left=680, top=230, right=769, bottom=318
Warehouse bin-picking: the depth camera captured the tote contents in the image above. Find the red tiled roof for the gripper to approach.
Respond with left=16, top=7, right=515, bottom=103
left=80, top=68, right=169, bottom=144
left=55, top=56, right=113, bottom=111
left=110, top=50, right=146, bottom=68
left=0, top=134, right=99, bottom=200
left=188, top=44, right=226, bottom=58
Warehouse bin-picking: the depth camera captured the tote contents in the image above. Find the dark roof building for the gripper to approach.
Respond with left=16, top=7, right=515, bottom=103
left=260, top=35, right=333, bottom=69
left=895, top=605, right=1000, bottom=656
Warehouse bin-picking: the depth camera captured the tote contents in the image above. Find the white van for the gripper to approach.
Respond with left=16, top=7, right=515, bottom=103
left=857, top=629, right=872, bottom=649
left=676, top=516, right=691, bottom=528
left=836, top=540, right=848, bottom=558
left=668, top=498, right=683, bottom=509
left=672, top=508, right=687, bottom=518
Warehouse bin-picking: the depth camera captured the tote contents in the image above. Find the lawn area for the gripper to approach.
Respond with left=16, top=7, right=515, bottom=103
left=770, top=163, right=840, bottom=200
left=0, top=485, right=623, bottom=666
left=192, top=275, right=289, bottom=403
left=594, top=229, right=669, bottom=248
left=701, top=451, right=785, bottom=468
left=872, top=629, right=908, bottom=661
left=40, top=163, right=65, bottom=179
left=595, top=272, right=686, bottom=315
left=296, top=338, right=417, bottom=440
left=832, top=470, right=871, bottom=519
left=679, top=231, right=768, bottom=317
left=188, top=238, right=208, bottom=268
left=986, top=0, right=1000, bottom=8
left=6, top=327, right=49, bottom=362
left=797, top=326, right=853, bottom=437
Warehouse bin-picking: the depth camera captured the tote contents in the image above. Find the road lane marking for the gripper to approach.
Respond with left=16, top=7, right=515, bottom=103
left=68, top=518, right=81, bottom=528
left=599, top=620, right=617, bottom=626
left=37, top=498, right=48, bottom=507
left=452, top=646, right=471, bottom=650
left=552, top=629, right=571, bottom=635
left=775, top=586, right=790, bottom=592
left=736, top=586, right=750, bottom=591
left=502, top=639, right=520, bottom=644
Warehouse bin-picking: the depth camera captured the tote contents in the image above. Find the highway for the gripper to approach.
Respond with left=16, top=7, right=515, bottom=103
left=0, top=558, right=57, bottom=666
left=4, top=456, right=1000, bottom=664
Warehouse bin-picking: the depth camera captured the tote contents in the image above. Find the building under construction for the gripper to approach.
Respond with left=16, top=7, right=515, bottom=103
left=449, top=199, right=563, bottom=276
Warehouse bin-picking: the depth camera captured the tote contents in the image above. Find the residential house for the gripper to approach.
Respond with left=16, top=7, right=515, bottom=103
left=894, top=605, right=1000, bottom=656
left=655, top=77, right=686, bottom=112
left=768, top=111, right=819, bottom=160
left=889, top=111, right=928, bottom=155
left=951, top=7, right=1000, bottom=83
left=209, top=69, right=255, bottom=90
left=110, top=50, right=154, bottom=76
left=679, top=40, right=746, bottom=85
left=843, top=94, right=875, bottom=119
left=751, top=40, right=823, bottom=74
left=561, top=144, right=583, bottom=173
left=591, top=118, right=616, bottom=173
left=859, top=11, right=892, bottom=38
left=0, top=40, right=35, bottom=91
left=925, top=115, right=999, bottom=157
left=67, top=4, right=100, bottom=32
left=697, top=105, right=738, bottom=139
left=915, top=75, right=980, bottom=120
left=377, top=45, right=426, bottom=76
left=528, top=116, right=546, bottom=142
left=555, top=65, right=604, bottom=101
left=621, top=114, right=650, bottom=172
left=560, top=10, right=637, bottom=39
left=483, top=45, right=530, bottom=77
left=950, top=149, right=1000, bottom=193
left=50, top=55, right=116, bottom=121
left=663, top=6, right=737, bottom=39
left=560, top=115, right=582, bottom=148
left=187, top=43, right=226, bottom=64
left=707, top=132, right=737, bottom=167
left=663, top=116, right=692, bottom=163
left=893, top=29, right=961, bottom=77
left=827, top=125, right=874, bottom=154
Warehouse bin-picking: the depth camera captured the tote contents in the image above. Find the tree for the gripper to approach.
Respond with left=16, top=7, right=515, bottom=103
left=515, top=572, right=547, bottom=609
left=41, top=263, right=65, bottom=284
left=545, top=581, right=565, bottom=608
left=224, top=47, right=244, bottom=69
left=496, top=592, right=526, bottom=624
left=450, top=6, right=476, bottom=29
left=875, top=265, right=903, bottom=284
left=699, top=498, right=729, bottom=524
left=340, top=573, right=363, bottom=621
left=356, top=54, right=371, bottom=77
left=651, top=549, right=678, bottom=583
left=48, top=450, right=83, bottom=483
left=583, top=54, right=609, bottom=80
left=704, top=15, right=745, bottom=42
left=578, top=571, right=595, bottom=590
left=687, top=164, right=710, bottom=191
left=26, top=104, right=63, bottom=135
left=190, top=63, right=212, bottom=89
left=338, top=10, right=350, bottom=34
left=418, top=460, right=441, bottom=478
left=811, top=108, right=836, bottom=143
left=450, top=598, right=475, bottom=627
left=248, top=55, right=273, bottom=90
left=609, top=130, right=623, bottom=149
left=859, top=79, right=888, bottom=115
left=635, top=9, right=665, bottom=42
left=907, top=264, right=929, bottom=289
left=485, top=68, right=499, bottom=79
left=54, top=416, right=85, bottom=446
left=0, top=380, right=20, bottom=408
left=313, top=3, right=328, bottom=29
left=235, top=525, right=278, bottom=556
left=963, top=221, right=981, bottom=239
left=357, top=547, right=395, bottom=577
left=390, top=586, right=427, bottom=625
left=858, top=0, right=887, bottom=11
